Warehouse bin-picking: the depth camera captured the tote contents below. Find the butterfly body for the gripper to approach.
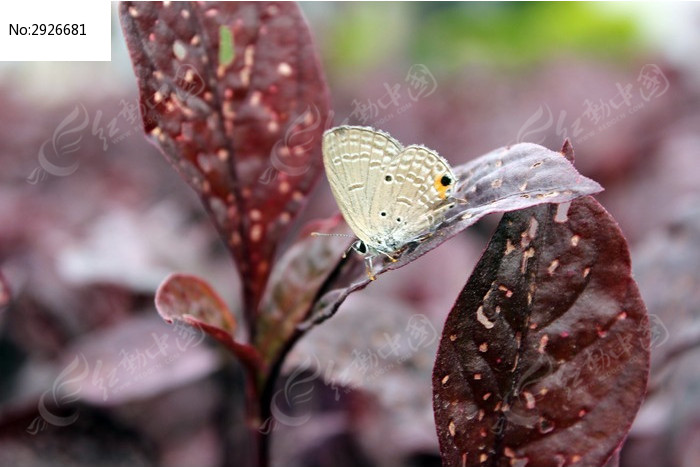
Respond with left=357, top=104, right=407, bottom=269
left=322, top=126, right=456, bottom=276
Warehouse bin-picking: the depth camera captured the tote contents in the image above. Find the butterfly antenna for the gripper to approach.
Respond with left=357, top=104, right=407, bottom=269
left=310, top=232, right=354, bottom=238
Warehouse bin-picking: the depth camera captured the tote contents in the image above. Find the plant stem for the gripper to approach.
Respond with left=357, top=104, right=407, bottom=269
left=258, top=421, right=270, bottom=467
left=240, top=365, right=266, bottom=467
left=257, top=330, right=302, bottom=467
left=256, top=255, right=355, bottom=466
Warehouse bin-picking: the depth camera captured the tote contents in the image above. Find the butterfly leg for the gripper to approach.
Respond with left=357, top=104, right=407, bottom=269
left=364, top=256, right=376, bottom=281
left=452, top=197, right=469, bottom=205
left=378, top=251, right=398, bottom=263
left=415, top=231, right=433, bottom=242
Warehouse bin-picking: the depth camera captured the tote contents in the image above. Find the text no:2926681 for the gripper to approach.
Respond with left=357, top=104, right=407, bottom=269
left=9, top=24, right=86, bottom=36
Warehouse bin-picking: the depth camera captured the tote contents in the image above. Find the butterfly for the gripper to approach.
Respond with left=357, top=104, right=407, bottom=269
left=320, top=125, right=457, bottom=279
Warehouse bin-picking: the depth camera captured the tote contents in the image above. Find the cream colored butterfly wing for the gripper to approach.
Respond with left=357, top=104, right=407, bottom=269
left=375, top=145, right=456, bottom=250
left=322, top=126, right=403, bottom=247
left=323, top=126, right=457, bottom=256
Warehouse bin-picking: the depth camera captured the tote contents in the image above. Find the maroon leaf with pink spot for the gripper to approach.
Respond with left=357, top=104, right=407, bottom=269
left=432, top=196, right=649, bottom=466
left=307, top=142, right=602, bottom=326
left=155, top=273, right=263, bottom=375
left=119, top=2, right=331, bottom=321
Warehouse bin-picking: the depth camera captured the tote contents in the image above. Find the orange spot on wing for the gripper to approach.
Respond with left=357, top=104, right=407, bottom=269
left=434, top=174, right=449, bottom=200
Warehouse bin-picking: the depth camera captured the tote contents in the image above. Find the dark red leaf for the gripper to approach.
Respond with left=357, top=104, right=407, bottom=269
left=256, top=215, right=356, bottom=368
left=155, top=273, right=263, bottom=374
left=432, top=196, right=649, bottom=466
left=156, top=272, right=236, bottom=333
left=307, top=142, right=602, bottom=326
left=119, top=2, right=331, bottom=318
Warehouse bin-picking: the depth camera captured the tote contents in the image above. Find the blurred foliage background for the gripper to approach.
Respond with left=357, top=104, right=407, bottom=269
left=322, top=2, right=642, bottom=70
left=1, top=2, right=699, bottom=466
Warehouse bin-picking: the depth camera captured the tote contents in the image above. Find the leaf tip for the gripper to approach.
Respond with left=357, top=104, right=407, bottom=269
left=560, top=139, right=575, bottom=163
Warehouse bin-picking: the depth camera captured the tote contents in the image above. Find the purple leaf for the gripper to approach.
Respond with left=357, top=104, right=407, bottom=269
left=156, top=272, right=236, bottom=333
left=432, top=196, right=649, bottom=466
left=119, top=2, right=331, bottom=317
left=560, top=139, right=575, bottom=163
left=155, top=273, right=263, bottom=373
left=307, top=142, right=602, bottom=325
left=256, top=215, right=357, bottom=368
